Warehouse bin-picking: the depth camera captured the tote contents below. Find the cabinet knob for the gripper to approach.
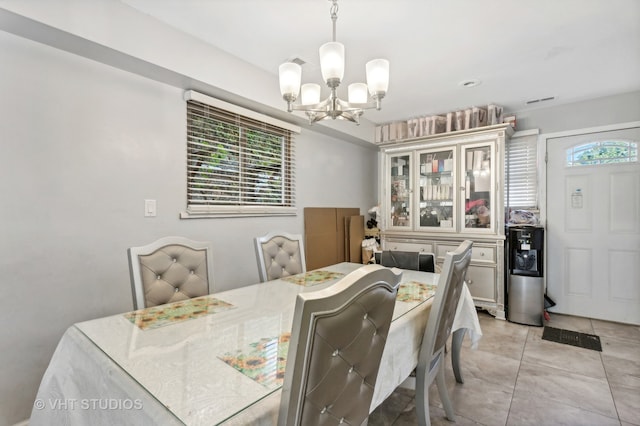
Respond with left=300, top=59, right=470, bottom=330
left=480, top=252, right=485, bottom=256
left=467, top=279, right=473, bottom=285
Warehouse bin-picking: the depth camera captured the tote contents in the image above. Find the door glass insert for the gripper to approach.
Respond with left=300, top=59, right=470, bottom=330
left=390, top=154, right=411, bottom=227
left=464, top=146, right=492, bottom=229
left=566, top=140, right=637, bottom=166
left=418, top=150, right=454, bottom=229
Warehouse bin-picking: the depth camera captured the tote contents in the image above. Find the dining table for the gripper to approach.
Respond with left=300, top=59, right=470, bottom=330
left=30, top=262, right=481, bottom=425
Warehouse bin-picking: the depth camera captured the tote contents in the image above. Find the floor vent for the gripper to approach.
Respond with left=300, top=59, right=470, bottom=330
left=542, top=326, right=602, bottom=351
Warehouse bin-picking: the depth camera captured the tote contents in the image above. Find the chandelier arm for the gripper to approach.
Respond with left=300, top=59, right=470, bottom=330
left=337, top=111, right=360, bottom=124
left=289, top=97, right=331, bottom=113
left=310, top=111, right=330, bottom=123
left=288, top=93, right=383, bottom=115
left=335, top=98, right=378, bottom=112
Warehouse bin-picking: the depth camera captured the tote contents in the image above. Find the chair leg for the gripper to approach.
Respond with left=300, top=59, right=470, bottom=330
left=451, top=328, right=466, bottom=383
left=415, top=365, right=431, bottom=426
left=415, top=390, right=431, bottom=426
left=436, top=362, right=455, bottom=421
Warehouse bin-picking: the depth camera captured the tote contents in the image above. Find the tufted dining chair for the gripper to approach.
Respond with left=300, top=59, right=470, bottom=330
left=374, top=250, right=436, bottom=273
left=278, top=264, right=402, bottom=426
left=415, top=240, right=473, bottom=426
left=127, top=236, right=214, bottom=310
left=254, top=231, right=306, bottom=282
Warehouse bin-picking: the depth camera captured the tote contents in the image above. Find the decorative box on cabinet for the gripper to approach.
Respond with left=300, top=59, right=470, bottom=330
left=379, top=124, right=512, bottom=319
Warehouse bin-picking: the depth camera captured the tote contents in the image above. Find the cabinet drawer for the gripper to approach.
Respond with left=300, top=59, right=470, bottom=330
left=435, top=244, right=458, bottom=259
left=471, top=246, right=495, bottom=262
left=436, top=244, right=495, bottom=263
left=384, top=241, right=434, bottom=253
left=465, top=265, right=496, bottom=302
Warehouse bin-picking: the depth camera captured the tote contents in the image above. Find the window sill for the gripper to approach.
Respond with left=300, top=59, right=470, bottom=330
left=180, top=206, right=297, bottom=219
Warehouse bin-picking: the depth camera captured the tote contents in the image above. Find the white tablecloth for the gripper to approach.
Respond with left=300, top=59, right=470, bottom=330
left=454, top=283, right=483, bottom=349
left=30, top=264, right=481, bottom=425
left=30, top=326, right=182, bottom=426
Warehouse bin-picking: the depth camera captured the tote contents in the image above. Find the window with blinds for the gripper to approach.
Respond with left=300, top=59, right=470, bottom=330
left=505, top=133, right=538, bottom=209
left=184, top=94, right=297, bottom=217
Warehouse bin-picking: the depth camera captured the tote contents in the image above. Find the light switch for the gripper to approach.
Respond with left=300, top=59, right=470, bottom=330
left=144, top=199, right=157, bottom=217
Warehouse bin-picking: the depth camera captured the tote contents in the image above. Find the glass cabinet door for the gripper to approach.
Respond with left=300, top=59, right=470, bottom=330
left=417, top=148, right=456, bottom=231
left=461, top=143, right=495, bottom=232
left=388, top=153, right=411, bottom=229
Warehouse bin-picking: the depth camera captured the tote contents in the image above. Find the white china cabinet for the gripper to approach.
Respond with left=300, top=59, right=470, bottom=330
left=380, top=124, right=513, bottom=318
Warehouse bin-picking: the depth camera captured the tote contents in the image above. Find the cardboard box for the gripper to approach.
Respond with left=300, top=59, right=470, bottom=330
left=304, top=207, right=360, bottom=270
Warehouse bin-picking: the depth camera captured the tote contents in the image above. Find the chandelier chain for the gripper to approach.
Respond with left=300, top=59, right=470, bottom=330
left=330, top=0, right=338, bottom=42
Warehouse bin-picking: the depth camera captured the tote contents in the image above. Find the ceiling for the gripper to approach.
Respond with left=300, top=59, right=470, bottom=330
left=122, top=0, right=640, bottom=126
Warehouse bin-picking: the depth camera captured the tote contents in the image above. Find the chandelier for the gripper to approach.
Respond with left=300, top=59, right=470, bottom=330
left=278, top=0, right=389, bottom=124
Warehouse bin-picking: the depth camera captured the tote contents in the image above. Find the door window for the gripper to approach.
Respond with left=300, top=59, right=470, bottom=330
left=566, top=140, right=637, bottom=167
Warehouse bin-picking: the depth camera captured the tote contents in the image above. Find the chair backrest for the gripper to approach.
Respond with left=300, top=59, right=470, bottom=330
left=418, top=240, right=472, bottom=369
left=254, top=231, right=306, bottom=282
left=374, top=250, right=436, bottom=273
left=278, top=264, right=402, bottom=426
left=127, top=236, right=214, bottom=310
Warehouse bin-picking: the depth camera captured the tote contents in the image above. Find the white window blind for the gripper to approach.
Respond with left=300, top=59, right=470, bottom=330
left=506, top=133, right=538, bottom=209
left=183, top=94, right=297, bottom=218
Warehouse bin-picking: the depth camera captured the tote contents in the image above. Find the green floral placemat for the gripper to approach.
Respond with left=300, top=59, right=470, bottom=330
left=124, top=297, right=235, bottom=330
left=281, top=270, right=345, bottom=286
left=219, top=333, right=291, bottom=389
left=397, top=281, right=437, bottom=303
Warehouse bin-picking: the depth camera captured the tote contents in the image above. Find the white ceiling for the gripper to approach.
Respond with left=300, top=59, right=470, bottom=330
left=122, top=0, right=640, bottom=125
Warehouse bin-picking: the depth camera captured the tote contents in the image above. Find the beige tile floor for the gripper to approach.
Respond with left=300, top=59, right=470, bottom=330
left=370, top=311, right=640, bottom=426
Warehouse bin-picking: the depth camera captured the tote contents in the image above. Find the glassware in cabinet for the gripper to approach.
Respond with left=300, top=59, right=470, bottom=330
left=417, top=148, right=456, bottom=231
left=461, top=143, right=495, bottom=231
left=389, top=154, right=411, bottom=228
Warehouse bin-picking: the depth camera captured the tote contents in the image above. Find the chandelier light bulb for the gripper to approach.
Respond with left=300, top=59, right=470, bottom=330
left=319, top=42, right=345, bottom=84
left=348, top=83, right=368, bottom=104
left=301, top=83, right=322, bottom=105
left=279, top=62, right=302, bottom=98
left=366, top=59, right=390, bottom=95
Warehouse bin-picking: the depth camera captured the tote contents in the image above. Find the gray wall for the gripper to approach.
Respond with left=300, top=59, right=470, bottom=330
left=0, top=31, right=378, bottom=425
left=1, top=15, right=638, bottom=425
left=514, top=90, right=640, bottom=134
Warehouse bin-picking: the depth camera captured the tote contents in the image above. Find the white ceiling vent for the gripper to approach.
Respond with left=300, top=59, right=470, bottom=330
left=526, top=96, right=556, bottom=105
left=458, top=79, right=481, bottom=88
left=289, top=57, right=306, bottom=66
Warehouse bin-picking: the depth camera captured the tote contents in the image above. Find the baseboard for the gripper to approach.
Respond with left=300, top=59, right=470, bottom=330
left=398, top=376, right=416, bottom=390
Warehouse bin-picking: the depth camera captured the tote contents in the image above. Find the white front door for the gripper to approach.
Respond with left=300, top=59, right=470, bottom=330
left=546, top=125, right=640, bottom=325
